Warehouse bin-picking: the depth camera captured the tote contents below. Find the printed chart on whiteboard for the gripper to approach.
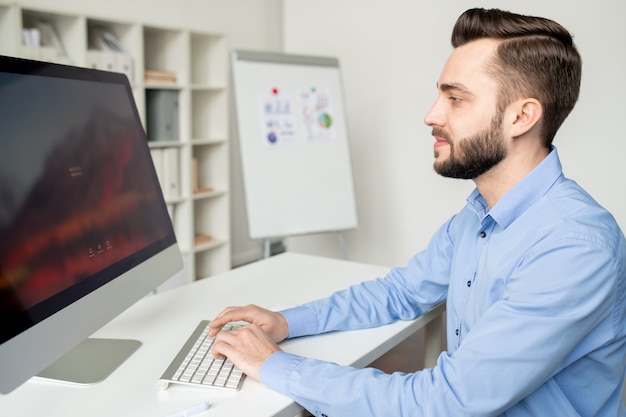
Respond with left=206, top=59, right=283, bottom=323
left=232, top=50, right=358, bottom=240
left=299, top=87, right=336, bottom=141
left=258, top=88, right=297, bottom=145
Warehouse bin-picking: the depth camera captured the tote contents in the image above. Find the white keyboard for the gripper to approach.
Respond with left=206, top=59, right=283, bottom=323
left=158, top=320, right=245, bottom=391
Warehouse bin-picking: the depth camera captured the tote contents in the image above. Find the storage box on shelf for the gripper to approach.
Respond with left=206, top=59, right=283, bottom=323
left=0, top=3, right=230, bottom=288
left=86, top=18, right=139, bottom=83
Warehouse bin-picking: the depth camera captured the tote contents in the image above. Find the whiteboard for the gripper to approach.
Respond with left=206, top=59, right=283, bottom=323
left=231, top=50, right=358, bottom=240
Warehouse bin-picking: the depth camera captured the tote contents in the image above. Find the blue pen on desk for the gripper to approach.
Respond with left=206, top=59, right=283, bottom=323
left=164, top=400, right=210, bottom=417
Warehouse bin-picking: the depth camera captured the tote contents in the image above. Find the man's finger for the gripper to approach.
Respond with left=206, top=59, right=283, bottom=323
left=207, top=307, right=242, bottom=335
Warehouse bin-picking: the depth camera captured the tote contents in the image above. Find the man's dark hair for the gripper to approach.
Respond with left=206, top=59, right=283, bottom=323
left=452, top=8, right=582, bottom=147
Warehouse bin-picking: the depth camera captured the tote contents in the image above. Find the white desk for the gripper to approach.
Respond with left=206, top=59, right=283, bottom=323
left=0, top=252, right=445, bottom=417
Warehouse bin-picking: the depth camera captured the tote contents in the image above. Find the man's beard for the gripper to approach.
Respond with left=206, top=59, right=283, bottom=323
left=433, top=110, right=506, bottom=180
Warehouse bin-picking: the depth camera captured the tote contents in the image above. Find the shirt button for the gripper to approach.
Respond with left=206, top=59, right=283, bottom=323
left=479, top=231, right=486, bottom=238
left=455, top=328, right=459, bottom=336
left=467, top=280, right=472, bottom=287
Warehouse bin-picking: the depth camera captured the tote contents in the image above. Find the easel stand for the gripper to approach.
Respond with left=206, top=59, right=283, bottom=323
left=262, top=231, right=349, bottom=260
left=262, top=239, right=278, bottom=259
left=336, top=231, right=348, bottom=260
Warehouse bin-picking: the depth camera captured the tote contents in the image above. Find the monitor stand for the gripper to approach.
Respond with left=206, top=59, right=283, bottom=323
left=36, top=338, right=142, bottom=385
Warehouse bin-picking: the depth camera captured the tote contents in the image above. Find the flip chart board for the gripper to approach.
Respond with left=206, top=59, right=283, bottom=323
left=231, top=50, right=358, bottom=239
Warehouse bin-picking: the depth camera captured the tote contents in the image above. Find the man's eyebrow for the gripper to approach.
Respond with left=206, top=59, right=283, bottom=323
left=437, top=82, right=473, bottom=95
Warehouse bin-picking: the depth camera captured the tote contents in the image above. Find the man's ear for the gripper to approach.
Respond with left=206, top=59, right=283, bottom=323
left=508, top=98, right=543, bottom=138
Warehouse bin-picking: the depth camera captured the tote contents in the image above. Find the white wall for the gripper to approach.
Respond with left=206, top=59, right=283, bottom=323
left=280, top=0, right=626, bottom=268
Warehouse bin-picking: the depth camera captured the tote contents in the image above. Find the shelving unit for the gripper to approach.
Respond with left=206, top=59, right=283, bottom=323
left=0, top=2, right=231, bottom=289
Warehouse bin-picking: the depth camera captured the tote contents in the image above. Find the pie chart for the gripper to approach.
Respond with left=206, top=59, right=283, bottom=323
left=318, top=113, right=332, bottom=128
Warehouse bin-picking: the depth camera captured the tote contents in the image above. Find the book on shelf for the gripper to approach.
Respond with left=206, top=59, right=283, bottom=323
left=192, top=158, right=214, bottom=194
left=145, top=69, right=177, bottom=85
left=150, top=147, right=180, bottom=199
left=192, top=157, right=198, bottom=193
left=162, top=147, right=180, bottom=199
left=194, top=234, right=213, bottom=246
left=150, top=148, right=167, bottom=198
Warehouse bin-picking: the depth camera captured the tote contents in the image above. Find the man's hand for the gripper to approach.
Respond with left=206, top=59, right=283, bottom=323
left=212, top=323, right=281, bottom=380
left=208, top=304, right=290, bottom=343
left=207, top=304, right=290, bottom=381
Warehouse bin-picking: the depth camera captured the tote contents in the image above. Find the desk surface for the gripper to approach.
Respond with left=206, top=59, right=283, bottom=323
left=0, top=252, right=443, bottom=417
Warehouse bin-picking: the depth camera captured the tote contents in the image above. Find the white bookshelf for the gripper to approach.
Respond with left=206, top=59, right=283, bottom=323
left=0, top=2, right=231, bottom=288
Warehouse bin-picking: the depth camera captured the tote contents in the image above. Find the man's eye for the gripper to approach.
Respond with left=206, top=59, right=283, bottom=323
left=449, top=96, right=461, bottom=103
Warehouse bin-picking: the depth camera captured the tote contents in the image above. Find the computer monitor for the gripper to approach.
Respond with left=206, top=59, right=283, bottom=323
left=0, top=55, right=183, bottom=394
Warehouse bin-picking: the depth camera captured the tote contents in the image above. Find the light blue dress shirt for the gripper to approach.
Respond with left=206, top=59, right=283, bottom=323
left=259, top=148, right=626, bottom=417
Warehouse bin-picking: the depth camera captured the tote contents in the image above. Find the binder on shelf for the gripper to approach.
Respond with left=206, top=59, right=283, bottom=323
left=20, top=45, right=57, bottom=62
left=115, top=54, right=133, bottom=81
left=146, top=89, right=179, bottom=141
left=162, top=147, right=180, bottom=199
left=87, top=50, right=118, bottom=72
left=86, top=50, right=133, bottom=81
left=149, top=148, right=168, bottom=198
left=87, top=28, right=134, bottom=81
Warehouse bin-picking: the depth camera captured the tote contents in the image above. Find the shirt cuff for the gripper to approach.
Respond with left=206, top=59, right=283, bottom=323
left=259, top=351, right=306, bottom=394
left=280, top=306, right=318, bottom=338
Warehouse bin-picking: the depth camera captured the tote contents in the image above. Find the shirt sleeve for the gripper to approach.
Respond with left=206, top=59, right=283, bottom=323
left=261, top=231, right=623, bottom=416
left=281, top=218, right=455, bottom=339
left=259, top=350, right=437, bottom=416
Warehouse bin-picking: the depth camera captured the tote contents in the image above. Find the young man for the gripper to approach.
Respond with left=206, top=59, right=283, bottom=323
left=210, top=8, right=626, bottom=416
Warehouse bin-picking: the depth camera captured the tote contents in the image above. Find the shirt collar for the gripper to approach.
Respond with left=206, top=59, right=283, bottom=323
left=467, top=146, right=565, bottom=228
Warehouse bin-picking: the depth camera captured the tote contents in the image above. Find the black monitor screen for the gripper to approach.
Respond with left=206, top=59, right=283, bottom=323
left=0, top=58, right=176, bottom=346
